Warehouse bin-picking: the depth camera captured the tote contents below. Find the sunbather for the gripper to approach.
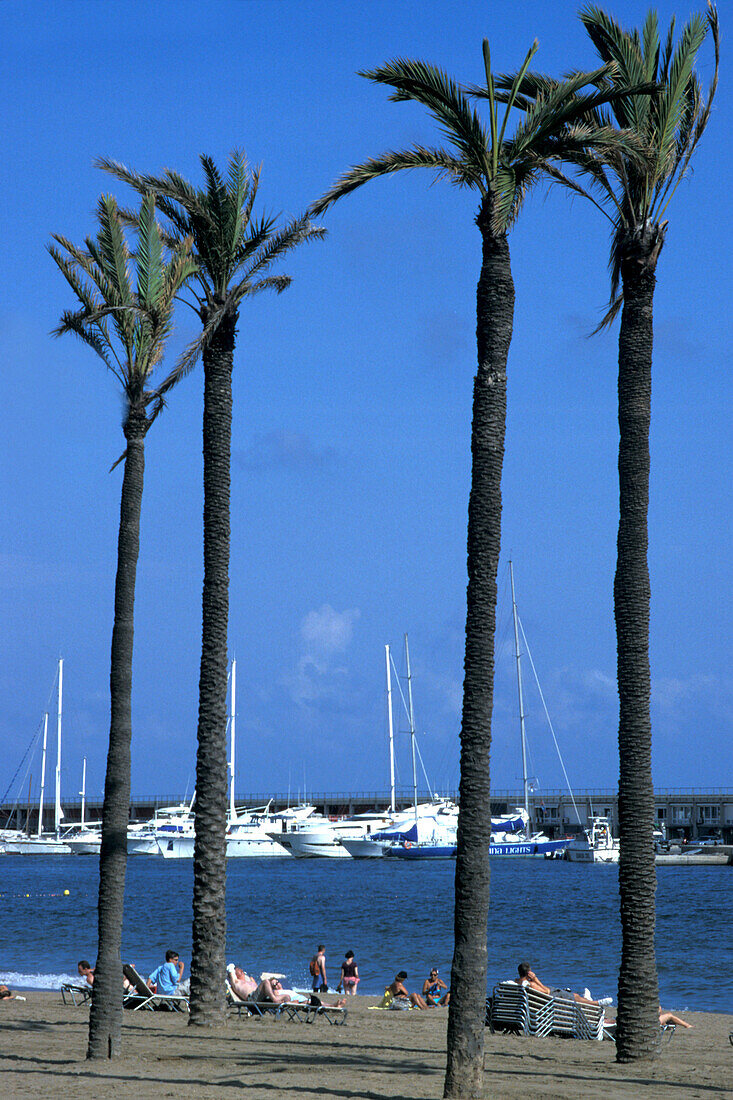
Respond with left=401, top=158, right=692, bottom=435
left=386, top=971, right=427, bottom=1010
left=0, top=984, right=15, bottom=1000
left=422, top=967, right=450, bottom=1005
left=515, top=962, right=608, bottom=1006
left=227, top=965, right=258, bottom=1000
left=252, top=976, right=345, bottom=1009
left=660, top=1007, right=692, bottom=1028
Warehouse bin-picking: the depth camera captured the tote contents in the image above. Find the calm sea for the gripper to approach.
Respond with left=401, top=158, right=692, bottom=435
left=1, top=855, right=730, bottom=1012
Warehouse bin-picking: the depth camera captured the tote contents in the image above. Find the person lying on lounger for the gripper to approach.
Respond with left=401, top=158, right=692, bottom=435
left=515, top=962, right=608, bottom=1006
left=227, top=965, right=258, bottom=1000
left=659, top=1008, right=692, bottom=1028
left=77, top=960, right=95, bottom=986
left=251, top=976, right=345, bottom=1009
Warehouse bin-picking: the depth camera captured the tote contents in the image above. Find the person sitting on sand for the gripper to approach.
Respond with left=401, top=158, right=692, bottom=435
left=515, top=962, right=609, bottom=1006
left=660, top=1007, right=692, bottom=1029
left=339, top=951, right=359, bottom=995
left=77, top=960, right=95, bottom=986
left=385, top=971, right=427, bottom=1010
left=422, top=967, right=450, bottom=1005
left=227, top=965, right=258, bottom=1000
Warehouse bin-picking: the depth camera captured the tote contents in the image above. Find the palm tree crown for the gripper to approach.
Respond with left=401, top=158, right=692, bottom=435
left=312, top=45, right=639, bottom=231
left=50, top=193, right=196, bottom=428
left=566, top=5, right=718, bottom=321
left=97, top=151, right=325, bottom=368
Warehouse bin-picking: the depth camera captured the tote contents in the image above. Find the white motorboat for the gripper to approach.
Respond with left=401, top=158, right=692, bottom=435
left=565, top=817, right=620, bottom=863
left=157, top=803, right=317, bottom=858
left=270, top=809, right=395, bottom=858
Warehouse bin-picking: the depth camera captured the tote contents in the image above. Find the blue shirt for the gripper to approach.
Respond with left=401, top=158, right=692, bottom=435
left=149, top=962, right=179, bottom=994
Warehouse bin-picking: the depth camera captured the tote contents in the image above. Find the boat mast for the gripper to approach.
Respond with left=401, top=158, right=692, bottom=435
left=54, top=658, right=63, bottom=836
left=80, top=757, right=87, bottom=829
left=404, top=635, right=418, bottom=824
left=509, top=563, right=530, bottom=833
left=37, top=712, right=48, bottom=837
left=229, top=658, right=237, bottom=821
left=385, top=645, right=396, bottom=814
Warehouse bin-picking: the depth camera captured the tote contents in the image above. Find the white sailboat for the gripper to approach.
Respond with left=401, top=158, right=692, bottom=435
left=156, top=659, right=313, bottom=858
left=488, top=565, right=572, bottom=858
left=64, top=759, right=101, bottom=854
left=3, top=661, right=71, bottom=854
left=343, top=638, right=458, bottom=859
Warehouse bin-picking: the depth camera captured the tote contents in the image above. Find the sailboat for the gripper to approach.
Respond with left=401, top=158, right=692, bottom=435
left=156, top=659, right=315, bottom=858
left=2, top=660, right=72, bottom=854
left=488, top=564, right=571, bottom=858
left=342, top=637, right=458, bottom=860
left=64, top=759, right=102, bottom=854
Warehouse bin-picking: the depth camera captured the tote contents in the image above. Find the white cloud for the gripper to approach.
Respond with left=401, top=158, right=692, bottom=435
left=286, top=605, right=360, bottom=707
left=301, top=605, right=359, bottom=658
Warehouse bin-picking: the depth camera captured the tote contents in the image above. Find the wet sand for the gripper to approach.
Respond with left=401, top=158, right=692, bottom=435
left=0, top=993, right=730, bottom=1099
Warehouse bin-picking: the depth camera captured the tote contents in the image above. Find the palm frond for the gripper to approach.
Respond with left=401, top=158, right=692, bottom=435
left=135, top=193, right=164, bottom=309
left=312, top=146, right=474, bottom=215
left=361, top=58, right=491, bottom=180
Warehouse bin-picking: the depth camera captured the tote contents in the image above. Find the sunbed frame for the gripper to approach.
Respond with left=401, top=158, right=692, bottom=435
left=61, top=982, right=92, bottom=1007
left=122, top=963, right=189, bottom=1012
left=488, top=982, right=604, bottom=1040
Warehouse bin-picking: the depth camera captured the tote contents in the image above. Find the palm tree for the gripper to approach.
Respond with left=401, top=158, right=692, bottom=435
left=497, top=6, right=718, bottom=1061
left=50, top=194, right=196, bottom=1059
left=311, top=46, right=643, bottom=1098
left=97, top=151, right=325, bottom=1026
left=577, top=5, right=719, bottom=1062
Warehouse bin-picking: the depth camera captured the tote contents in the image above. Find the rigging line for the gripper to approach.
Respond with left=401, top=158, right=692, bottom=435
left=413, top=736, right=434, bottom=801
left=389, top=652, right=412, bottom=726
left=517, top=615, right=582, bottom=827
left=1, top=715, right=45, bottom=822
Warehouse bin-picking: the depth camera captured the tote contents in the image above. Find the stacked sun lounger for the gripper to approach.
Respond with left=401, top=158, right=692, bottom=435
left=488, top=982, right=604, bottom=1041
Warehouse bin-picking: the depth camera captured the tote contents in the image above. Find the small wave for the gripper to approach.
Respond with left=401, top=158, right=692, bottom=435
left=0, top=971, right=80, bottom=991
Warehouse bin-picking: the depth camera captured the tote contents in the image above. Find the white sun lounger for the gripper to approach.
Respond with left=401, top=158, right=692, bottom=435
left=122, top=963, right=189, bottom=1012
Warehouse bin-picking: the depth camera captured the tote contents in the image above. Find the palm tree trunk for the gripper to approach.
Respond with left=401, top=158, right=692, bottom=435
left=444, top=199, right=513, bottom=1099
left=614, top=245, right=660, bottom=1061
left=189, top=310, right=237, bottom=1027
left=87, top=409, right=147, bottom=1060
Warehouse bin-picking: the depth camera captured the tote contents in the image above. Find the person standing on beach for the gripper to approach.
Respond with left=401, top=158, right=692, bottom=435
left=339, top=951, right=359, bottom=995
left=310, top=945, right=327, bottom=991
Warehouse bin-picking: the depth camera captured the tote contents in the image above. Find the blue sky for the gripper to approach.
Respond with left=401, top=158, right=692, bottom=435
left=1, top=0, right=730, bottom=809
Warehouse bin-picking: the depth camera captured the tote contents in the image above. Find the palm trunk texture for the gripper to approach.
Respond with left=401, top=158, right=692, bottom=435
left=87, top=410, right=147, bottom=1059
left=614, top=241, right=660, bottom=1061
left=444, top=199, right=513, bottom=1099
left=189, top=310, right=237, bottom=1027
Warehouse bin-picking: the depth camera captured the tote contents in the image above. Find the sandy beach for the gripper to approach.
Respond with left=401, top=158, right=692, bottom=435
left=0, top=993, right=730, bottom=1099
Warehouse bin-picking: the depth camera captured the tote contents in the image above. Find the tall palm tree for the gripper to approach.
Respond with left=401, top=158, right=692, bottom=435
left=311, top=46, right=643, bottom=1098
left=499, top=6, right=718, bottom=1060
left=578, top=5, right=719, bottom=1062
left=50, top=194, right=196, bottom=1059
left=97, top=151, right=325, bottom=1026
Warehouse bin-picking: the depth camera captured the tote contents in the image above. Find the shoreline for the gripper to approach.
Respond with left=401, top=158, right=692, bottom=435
left=0, top=992, right=730, bottom=1099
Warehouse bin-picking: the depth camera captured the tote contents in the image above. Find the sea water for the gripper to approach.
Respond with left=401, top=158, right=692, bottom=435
left=1, top=855, right=730, bottom=1012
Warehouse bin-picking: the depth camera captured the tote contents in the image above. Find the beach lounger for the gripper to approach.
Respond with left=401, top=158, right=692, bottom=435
left=122, top=963, right=189, bottom=1012
left=489, top=982, right=604, bottom=1041
left=61, top=982, right=92, bottom=1007
left=226, top=983, right=346, bottom=1026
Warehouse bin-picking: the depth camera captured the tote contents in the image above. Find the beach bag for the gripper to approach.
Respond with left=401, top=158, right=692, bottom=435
left=378, top=987, right=394, bottom=1009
